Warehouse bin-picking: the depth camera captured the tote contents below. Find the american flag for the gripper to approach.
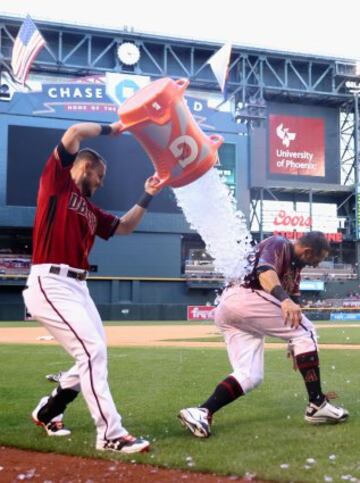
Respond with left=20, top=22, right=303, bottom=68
left=11, top=15, right=46, bottom=85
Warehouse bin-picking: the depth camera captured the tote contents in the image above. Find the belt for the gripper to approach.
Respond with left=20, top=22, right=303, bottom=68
left=49, top=265, right=87, bottom=281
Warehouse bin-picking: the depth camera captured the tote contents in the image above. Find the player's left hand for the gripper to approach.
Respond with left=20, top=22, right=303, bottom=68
left=145, top=175, right=162, bottom=196
left=109, top=120, right=124, bottom=135
left=280, top=298, right=302, bottom=328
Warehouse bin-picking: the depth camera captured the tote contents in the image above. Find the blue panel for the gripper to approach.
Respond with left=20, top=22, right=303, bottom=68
left=0, top=120, right=7, bottom=206
left=90, top=232, right=182, bottom=277
left=300, top=280, right=325, bottom=291
left=0, top=92, right=250, bottom=230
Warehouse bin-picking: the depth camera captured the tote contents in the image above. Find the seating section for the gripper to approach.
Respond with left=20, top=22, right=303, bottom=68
left=185, top=251, right=356, bottom=282
left=0, top=254, right=31, bottom=275
left=302, top=264, right=356, bottom=280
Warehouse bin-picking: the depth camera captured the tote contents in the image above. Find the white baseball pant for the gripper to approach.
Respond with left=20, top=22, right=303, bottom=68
left=214, top=285, right=318, bottom=394
left=23, top=264, right=128, bottom=444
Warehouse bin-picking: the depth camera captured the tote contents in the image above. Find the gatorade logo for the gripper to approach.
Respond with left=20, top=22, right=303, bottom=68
left=169, top=135, right=198, bottom=168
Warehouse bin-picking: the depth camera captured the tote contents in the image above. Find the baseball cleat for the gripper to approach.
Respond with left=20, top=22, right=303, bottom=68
left=178, top=407, right=211, bottom=438
left=45, top=371, right=63, bottom=383
left=32, top=396, right=71, bottom=436
left=305, top=400, right=349, bottom=424
left=96, top=434, right=150, bottom=454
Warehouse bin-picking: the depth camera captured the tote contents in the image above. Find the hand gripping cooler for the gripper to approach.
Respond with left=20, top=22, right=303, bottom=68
left=117, top=77, right=223, bottom=188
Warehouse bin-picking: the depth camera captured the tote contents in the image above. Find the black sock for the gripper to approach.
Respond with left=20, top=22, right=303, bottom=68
left=295, top=351, right=325, bottom=405
left=38, top=386, right=79, bottom=424
left=201, top=375, right=244, bottom=415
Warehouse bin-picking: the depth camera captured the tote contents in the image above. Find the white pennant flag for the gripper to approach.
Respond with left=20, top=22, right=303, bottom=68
left=207, top=43, right=232, bottom=94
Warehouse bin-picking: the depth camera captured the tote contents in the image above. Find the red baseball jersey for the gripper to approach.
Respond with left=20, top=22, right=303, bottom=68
left=32, top=146, right=119, bottom=270
left=243, top=236, right=301, bottom=297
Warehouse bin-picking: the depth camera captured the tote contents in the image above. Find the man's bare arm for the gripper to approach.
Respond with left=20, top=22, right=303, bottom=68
left=115, top=176, right=162, bottom=235
left=61, top=121, right=123, bottom=154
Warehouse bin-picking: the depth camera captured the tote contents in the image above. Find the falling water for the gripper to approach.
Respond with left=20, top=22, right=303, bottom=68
left=173, top=168, right=254, bottom=282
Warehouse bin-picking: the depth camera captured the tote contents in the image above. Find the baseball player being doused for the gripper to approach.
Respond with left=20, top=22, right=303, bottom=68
left=23, top=121, right=162, bottom=454
left=178, top=232, right=349, bottom=438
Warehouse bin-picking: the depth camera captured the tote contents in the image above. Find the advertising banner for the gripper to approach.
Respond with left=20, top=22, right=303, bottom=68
left=269, top=114, right=325, bottom=177
left=0, top=74, right=240, bottom=133
left=270, top=208, right=343, bottom=243
left=187, top=305, right=216, bottom=320
left=330, top=313, right=360, bottom=321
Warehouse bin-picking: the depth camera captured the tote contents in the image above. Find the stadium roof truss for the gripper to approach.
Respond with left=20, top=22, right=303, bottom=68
left=1, top=16, right=359, bottom=240
left=0, top=16, right=357, bottom=103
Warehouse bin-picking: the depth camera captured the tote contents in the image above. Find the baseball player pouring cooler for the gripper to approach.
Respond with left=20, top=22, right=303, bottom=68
left=178, top=232, right=349, bottom=438
left=23, top=121, right=161, bottom=453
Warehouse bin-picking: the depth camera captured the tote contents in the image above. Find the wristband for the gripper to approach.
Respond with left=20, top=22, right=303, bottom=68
left=137, top=192, right=153, bottom=209
left=99, top=124, right=112, bottom=135
left=270, top=285, right=290, bottom=302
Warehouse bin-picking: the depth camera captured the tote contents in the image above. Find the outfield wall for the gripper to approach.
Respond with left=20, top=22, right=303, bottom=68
left=0, top=276, right=217, bottom=321
left=1, top=277, right=360, bottom=321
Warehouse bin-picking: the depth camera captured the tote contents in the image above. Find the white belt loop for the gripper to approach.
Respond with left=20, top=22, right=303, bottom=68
left=59, top=264, right=68, bottom=278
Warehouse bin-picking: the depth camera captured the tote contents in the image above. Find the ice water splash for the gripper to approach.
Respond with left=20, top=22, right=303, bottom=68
left=173, top=169, right=253, bottom=282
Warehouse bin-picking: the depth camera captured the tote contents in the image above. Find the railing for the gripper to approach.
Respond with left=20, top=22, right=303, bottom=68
left=185, top=262, right=357, bottom=281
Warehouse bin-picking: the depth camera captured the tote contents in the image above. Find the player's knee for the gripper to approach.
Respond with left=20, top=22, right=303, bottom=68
left=90, top=341, right=107, bottom=362
left=76, top=341, right=107, bottom=365
left=292, top=333, right=317, bottom=357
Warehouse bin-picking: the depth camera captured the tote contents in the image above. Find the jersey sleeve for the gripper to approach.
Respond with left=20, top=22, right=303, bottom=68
left=257, top=237, right=287, bottom=274
left=93, top=206, right=120, bottom=240
left=57, top=142, right=77, bottom=167
left=40, top=145, right=75, bottom=193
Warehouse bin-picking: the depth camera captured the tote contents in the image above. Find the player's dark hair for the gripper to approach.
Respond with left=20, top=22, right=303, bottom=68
left=298, top=231, right=330, bottom=256
left=75, top=148, right=106, bottom=168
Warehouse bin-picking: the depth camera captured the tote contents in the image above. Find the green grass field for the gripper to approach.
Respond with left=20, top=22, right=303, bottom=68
left=0, top=339, right=359, bottom=482
left=167, top=325, right=360, bottom=345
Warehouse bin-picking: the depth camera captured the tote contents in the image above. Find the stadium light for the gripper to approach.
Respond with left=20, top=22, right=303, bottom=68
left=235, top=96, right=267, bottom=128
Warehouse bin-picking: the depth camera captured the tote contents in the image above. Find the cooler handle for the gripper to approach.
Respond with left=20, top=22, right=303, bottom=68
left=175, top=78, right=190, bottom=93
left=209, top=133, right=224, bottom=148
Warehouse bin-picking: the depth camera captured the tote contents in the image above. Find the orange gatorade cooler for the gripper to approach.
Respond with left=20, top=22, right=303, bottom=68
left=117, top=77, right=223, bottom=187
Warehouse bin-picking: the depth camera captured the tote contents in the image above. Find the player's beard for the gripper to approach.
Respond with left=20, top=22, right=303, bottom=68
left=81, top=178, right=93, bottom=198
left=293, top=256, right=306, bottom=269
